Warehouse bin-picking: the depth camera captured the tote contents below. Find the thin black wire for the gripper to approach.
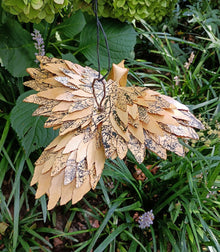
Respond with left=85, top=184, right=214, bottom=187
left=93, top=0, right=111, bottom=80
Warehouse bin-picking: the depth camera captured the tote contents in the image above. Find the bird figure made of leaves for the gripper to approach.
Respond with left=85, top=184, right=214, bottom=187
left=23, top=56, right=204, bottom=210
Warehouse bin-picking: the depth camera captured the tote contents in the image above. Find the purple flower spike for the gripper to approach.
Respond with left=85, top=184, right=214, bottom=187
left=31, top=29, right=45, bottom=62
left=138, top=210, right=155, bottom=229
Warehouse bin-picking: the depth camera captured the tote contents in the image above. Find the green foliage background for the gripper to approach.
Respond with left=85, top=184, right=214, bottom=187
left=71, top=0, right=178, bottom=23
left=0, top=0, right=219, bottom=251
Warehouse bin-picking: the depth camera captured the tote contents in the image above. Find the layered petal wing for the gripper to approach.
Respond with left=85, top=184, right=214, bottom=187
left=24, top=56, right=204, bottom=209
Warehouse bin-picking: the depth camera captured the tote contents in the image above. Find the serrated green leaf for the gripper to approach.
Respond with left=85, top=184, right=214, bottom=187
left=79, top=19, right=136, bottom=69
left=55, top=10, right=86, bottom=38
left=10, top=91, right=58, bottom=157
left=0, top=19, right=36, bottom=77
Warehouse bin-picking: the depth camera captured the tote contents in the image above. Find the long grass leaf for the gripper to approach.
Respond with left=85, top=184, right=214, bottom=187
left=181, top=200, right=201, bottom=251
left=86, top=194, right=127, bottom=252
left=128, top=239, right=138, bottom=252
left=154, top=185, right=188, bottom=214
left=94, top=223, right=130, bottom=252
left=18, top=237, right=30, bottom=252
left=163, top=227, right=180, bottom=252
left=150, top=225, right=157, bottom=252
left=99, top=177, right=111, bottom=207
left=12, top=155, right=26, bottom=251
left=7, top=155, right=25, bottom=206
left=0, top=118, right=10, bottom=154
left=198, top=215, right=220, bottom=250
left=23, top=226, right=53, bottom=248
left=124, top=230, right=148, bottom=252
left=116, top=201, right=142, bottom=212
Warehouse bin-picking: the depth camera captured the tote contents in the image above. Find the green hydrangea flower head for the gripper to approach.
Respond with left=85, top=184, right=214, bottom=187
left=71, top=0, right=177, bottom=23
left=2, top=0, right=69, bottom=23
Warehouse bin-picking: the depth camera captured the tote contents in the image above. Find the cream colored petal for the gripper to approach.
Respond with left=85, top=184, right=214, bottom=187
left=95, top=146, right=106, bottom=177
left=61, top=106, right=92, bottom=122
left=37, top=87, right=71, bottom=100
left=87, top=138, right=96, bottom=171
left=63, top=134, right=84, bottom=154
left=53, top=133, right=74, bottom=152
left=51, top=152, right=69, bottom=176
left=60, top=180, right=75, bottom=205
left=127, top=104, right=138, bottom=120
left=128, top=123, right=145, bottom=144
left=30, top=163, right=44, bottom=186
left=64, top=151, right=77, bottom=185
left=76, top=140, right=89, bottom=162
left=116, top=136, right=128, bottom=160
left=35, top=171, right=51, bottom=199
left=52, top=101, right=72, bottom=112
left=128, top=133, right=145, bottom=164
left=142, top=115, right=164, bottom=136
left=47, top=170, right=65, bottom=210
left=110, top=113, right=129, bottom=142
left=72, top=176, right=91, bottom=205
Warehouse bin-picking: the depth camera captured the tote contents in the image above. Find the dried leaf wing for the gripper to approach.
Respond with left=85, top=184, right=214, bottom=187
left=110, top=113, right=129, bottom=142
left=52, top=101, right=72, bottom=112
left=52, top=133, right=74, bottom=152
left=128, top=133, right=145, bottom=164
left=128, top=123, right=145, bottom=144
left=116, top=136, right=128, bottom=160
left=87, top=138, right=96, bottom=170
left=35, top=171, right=51, bottom=199
left=60, top=180, right=75, bottom=205
left=37, top=87, right=71, bottom=100
left=144, top=131, right=167, bottom=159
left=64, top=151, right=77, bottom=185
left=142, top=115, right=164, bottom=136
left=95, top=146, right=106, bottom=176
left=160, top=123, right=199, bottom=139
left=62, top=106, right=92, bottom=122
left=160, top=94, right=189, bottom=111
left=24, top=56, right=205, bottom=210
left=30, top=163, right=44, bottom=186
left=63, top=134, right=84, bottom=154
left=72, top=176, right=91, bottom=205
left=127, top=104, right=138, bottom=120
left=41, top=152, right=57, bottom=174
left=51, top=152, right=69, bottom=176
left=47, top=170, right=64, bottom=210
left=76, top=140, right=89, bottom=162
left=26, top=68, right=51, bottom=79
left=180, top=111, right=205, bottom=130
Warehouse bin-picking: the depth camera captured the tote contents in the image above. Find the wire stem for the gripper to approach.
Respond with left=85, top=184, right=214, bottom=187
left=92, top=0, right=111, bottom=111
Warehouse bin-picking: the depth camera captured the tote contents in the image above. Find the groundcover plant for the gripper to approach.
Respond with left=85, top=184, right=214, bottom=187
left=0, top=0, right=219, bottom=251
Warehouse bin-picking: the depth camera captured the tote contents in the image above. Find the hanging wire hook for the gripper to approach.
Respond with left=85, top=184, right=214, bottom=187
left=93, top=0, right=111, bottom=80
left=92, top=0, right=111, bottom=112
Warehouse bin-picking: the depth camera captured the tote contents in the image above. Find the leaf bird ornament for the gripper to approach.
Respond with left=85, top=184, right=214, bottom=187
left=24, top=56, right=204, bottom=210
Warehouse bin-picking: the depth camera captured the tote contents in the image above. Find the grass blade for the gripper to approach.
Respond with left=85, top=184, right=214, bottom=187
left=94, top=223, right=130, bottom=252
left=86, top=193, right=127, bottom=252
